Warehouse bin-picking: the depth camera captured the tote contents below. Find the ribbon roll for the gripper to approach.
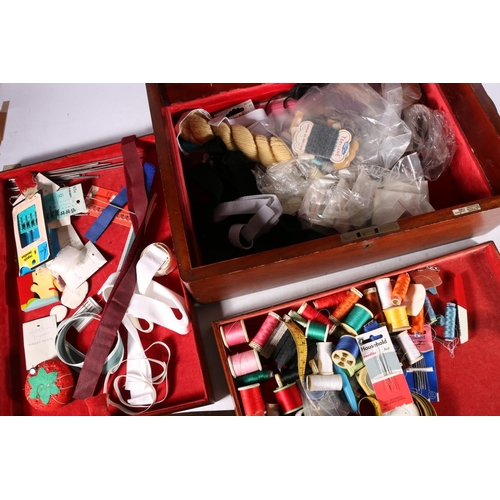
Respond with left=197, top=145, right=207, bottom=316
left=213, top=194, right=283, bottom=249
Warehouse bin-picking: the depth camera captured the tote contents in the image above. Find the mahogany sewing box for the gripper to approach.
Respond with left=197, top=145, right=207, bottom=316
left=0, top=135, right=213, bottom=416
left=146, top=83, right=500, bottom=304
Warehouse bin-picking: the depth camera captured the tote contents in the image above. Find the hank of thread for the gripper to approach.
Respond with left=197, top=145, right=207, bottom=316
left=341, top=304, right=374, bottom=336
left=274, top=382, right=304, bottom=415
left=305, top=320, right=329, bottom=342
left=410, top=307, right=425, bottom=336
left=313, top=290, right=349, bottom=310
left=396, top=330, right=423, bottom=365
left=307, top=373, right=343, bottom=392
left=249, top=312, right=281, bottom=352
left=228, top=349, right=262, bottom=378
left=332, top=335, right=360, bottom=369
left=424, top=294, right=437, bottom=324
left=220, top=320, right=249, bottom=348
left=235, top=369, right=274, bottom=387
left=391, top=273, right=411, bottom=306
left=330, top=288, right=363, bottom=323
left=362, top=287, right=385, bottom=324
left=384, top=305, right=410, bottom=333
left=238, top=383, right=266, bottom=416
left=375, top=278, right=394, bottom=310
left=316, top=342, right=334, bottom=374
left=444, top=302, right=457, bottom=340
left=298, top=302, right=333, bottom=328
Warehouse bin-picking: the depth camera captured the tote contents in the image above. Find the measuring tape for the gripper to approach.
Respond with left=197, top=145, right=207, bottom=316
left=284, top=316, right=308, bottom=389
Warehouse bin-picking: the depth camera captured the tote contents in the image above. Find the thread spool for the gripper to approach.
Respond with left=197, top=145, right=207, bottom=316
left=307, top=373, right=343, bottom=392
left=375, top=278, right=394, bottom=310
left=410, top=307, right=425, bottom=336
left=287, top=310, right=307, bottom=328
left=235, top=369, right=274, bottom=387
left=424, top=295, right=437, bottom=324
left=444, top=302, right=457, bottom=340
left=358, top=396, right=383, bottom=416
left=249, top=312, right=281, bottom=352
left=274, top=375, right=303, bottom=415
left=332, top=335, right=360, bottom=370
left=395, top=330, right=423, bottom=365
left=220, top=320, right=249, bottom=348
left=238, top=383, right=266, bottom=416
left=330, top=288, right=363, bottom=323
left=298, top=302, right=333, bottom=328
left=362, top=287, right=385, bottom=324
left=363, top=319, right=380, bottom=333
left=313, top=290, right=349, bottom=310
left=340, top=304, right=374, bottom=336
left=228, top=349, right=262, bottom=378
left=266, top=403, right=280, bottom=416
left=391, top=273, right=411, bottom=306
left=316, top=342, right=334, bottom=374
left=305, top=320, right=329, bottom=342
left=384, top=305, right=410, bottom=333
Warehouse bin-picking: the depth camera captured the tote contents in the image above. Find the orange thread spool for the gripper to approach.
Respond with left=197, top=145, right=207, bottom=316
left=238, top=383, right=266, bottom=416
left=391, top=273, right=411, bottom=306
left=362, top=287, right=385, bottom=324
left=410, top=307, right=425, bottom=336
left=330, top=288, right=363, bottom=323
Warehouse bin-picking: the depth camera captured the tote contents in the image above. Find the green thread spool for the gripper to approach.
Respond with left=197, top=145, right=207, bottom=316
left=305, top=320, right=329, bottom=342
left=235, top=369, right=274, bottom=387
left=288, top=310, right=308, bottom=328
left=341, top=304, right=373, bottom=336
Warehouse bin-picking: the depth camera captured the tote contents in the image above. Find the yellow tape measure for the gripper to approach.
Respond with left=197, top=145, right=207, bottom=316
left=284, top=316, right=308, bottom=389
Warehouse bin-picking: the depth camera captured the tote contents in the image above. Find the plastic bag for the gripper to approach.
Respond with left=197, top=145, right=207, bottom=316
left=264, top=83, right=412, bottom=173
left=402, top=104, right=457, bottom=181
left=379, top=83, right=422, bottom=117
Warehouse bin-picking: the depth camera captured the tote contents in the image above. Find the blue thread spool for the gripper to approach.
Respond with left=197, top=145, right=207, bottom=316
left=444, top=302, right=457, bottom=340
left=341, top=304, right=373, bottom=336
left=424, top=295, right=437, bottom=324
left=332, top=335, right=360, bottom=370
left=363, top=319, right=380, bottom=333
left=305, top=320, right=329, bottom=342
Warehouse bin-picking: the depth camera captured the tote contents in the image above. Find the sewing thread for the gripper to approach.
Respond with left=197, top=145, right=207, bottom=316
left=375, top=278, right=394, bottom=310
left=235, top=369, right=274, bottom=387
left=384, top=305, right=410, bottom=333
left=391, top=273, right=411, bottom=306
left=238, top=383, right=266, bottom=416
left=313, top=290, right=349, bottom=310
left=249, top=312, right=281, bottom=352
left=228, top=349, right=262, bottom=378
left=424, top=295, right=437, bottom=324
left=410, top=307, right=425, bottom=336
left=341, top=304, right=374, bottom=336
left=307, top=374, right=343, bottom=392
left=362, top=287, right=385, bottom=324
left=330, top=288, right=363, bottom=323
left=444, top=302, right=457, bottom=340
left=274, top=381, right=304, bottom=415
left=220, top=320, right=249, bottom=348
left=316, top=342, right=334, bottom=374
left=332, top=335, right=360, bottom=369
left=298, top=302, right=333, bottom=328
left=395, top=330, right=423, bottom=365
left=305, top=320, right=329, bottom=342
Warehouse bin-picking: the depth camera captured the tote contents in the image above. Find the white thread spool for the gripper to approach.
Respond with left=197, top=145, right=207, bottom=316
left=307, top=374, right=343, bottom=392
left=375, top=277, right=394, bottom=310
left=396, top=331, right=423, bottom=365
left=316, top=342, right=334, bottom=374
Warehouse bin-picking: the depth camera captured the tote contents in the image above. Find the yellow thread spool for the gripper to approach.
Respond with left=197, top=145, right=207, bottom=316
left=383, top=305, right=410, bottom=333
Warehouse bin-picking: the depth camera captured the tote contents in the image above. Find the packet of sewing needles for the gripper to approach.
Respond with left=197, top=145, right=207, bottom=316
left=356, top=326, right=413, bottom=413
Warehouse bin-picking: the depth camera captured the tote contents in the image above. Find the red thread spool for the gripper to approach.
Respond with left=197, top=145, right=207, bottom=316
left=330, top=288, right=363, bottom=323
left=249, top=312, right=281, bottom=352
left=313, top=290, right=349, bottom=310
left=391, top=273, right=411, bottom=306
left=238, top=383, right=266, bottom=416
left=298, top=302, right=333, bottom=328
left=228, top=349, right=262, bottom=378
left=220, top=320, right=249, bottom=348
left=274, top=381, right=304, bottom=415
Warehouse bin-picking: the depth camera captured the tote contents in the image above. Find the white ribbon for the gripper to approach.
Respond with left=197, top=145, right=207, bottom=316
left=213, top=194, right=283, bottom=249
left=99, top=242, right=189, bottom=411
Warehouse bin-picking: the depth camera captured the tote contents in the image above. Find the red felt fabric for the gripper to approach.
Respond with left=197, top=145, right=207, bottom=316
left=0, top=135, right=211, bottom=416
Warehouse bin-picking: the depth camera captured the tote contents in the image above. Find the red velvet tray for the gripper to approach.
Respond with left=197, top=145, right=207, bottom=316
left=0, top=135, right=213, bottom=416
left=212, top=242, right=500, bottom=416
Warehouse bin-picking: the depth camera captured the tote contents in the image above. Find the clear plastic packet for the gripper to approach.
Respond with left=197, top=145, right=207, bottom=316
left=402, top=104, right=457, bottom=181
left=264, top=83, right=411, bottom=172
left=378, top=83, right=422, bottom=117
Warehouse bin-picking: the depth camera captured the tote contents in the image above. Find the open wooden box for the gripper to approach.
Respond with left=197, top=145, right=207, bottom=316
left=0, top=135, right=213, bottom=416
left=147, top=83, right=500, bottom=304
left=212, top=242, right=500, bottom=416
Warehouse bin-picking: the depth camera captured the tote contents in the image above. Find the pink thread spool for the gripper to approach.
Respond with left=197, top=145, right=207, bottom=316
left=228, top=349, right=262, bottom=378
left=249, top=312, right=281, bottom=352
left=220, top=320, right=249, bottom=348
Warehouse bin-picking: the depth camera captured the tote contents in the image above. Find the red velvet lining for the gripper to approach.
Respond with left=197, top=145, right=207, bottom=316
left=215, top=242, right=500, bottom=416
left=0, top=135, right=211, bottom=416
left=164, top=83, right=494, bottom=269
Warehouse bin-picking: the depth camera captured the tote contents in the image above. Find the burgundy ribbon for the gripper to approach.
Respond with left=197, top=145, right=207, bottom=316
left=73, top=136, right=151, bottom=400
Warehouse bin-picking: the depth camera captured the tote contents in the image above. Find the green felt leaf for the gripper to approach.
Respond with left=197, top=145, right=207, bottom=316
left=28, top=366, right=60, bottom=404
